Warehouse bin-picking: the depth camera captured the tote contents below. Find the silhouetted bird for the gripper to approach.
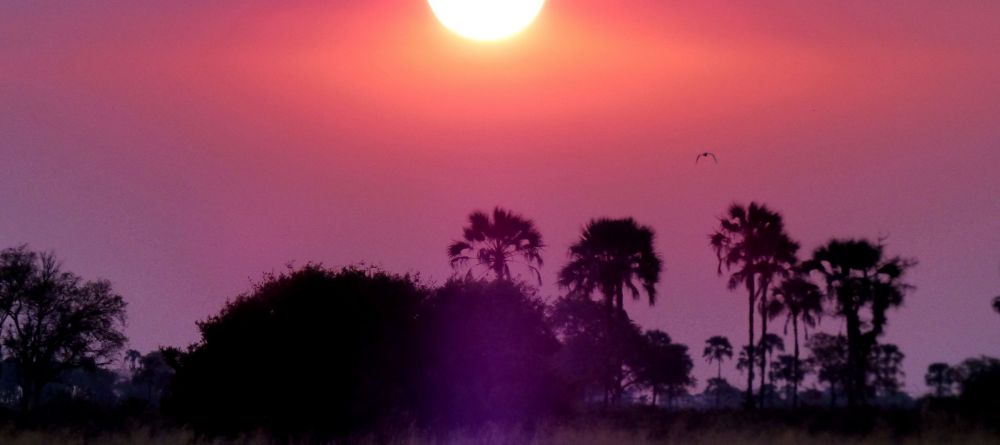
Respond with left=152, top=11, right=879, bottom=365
left=696, top=152, right=718, bottom=164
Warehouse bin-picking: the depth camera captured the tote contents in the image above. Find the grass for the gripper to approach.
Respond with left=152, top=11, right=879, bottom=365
left=1, top=424, right=998, bottom=445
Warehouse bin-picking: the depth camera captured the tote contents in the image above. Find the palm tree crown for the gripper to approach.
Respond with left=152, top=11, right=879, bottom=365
left=448, top=207, right=544, bottom=284
left=703, top=336, right=734, bottom=379
left=558, top=217, right=663, bottom=313
left=770, top=275, right=824, bottom=336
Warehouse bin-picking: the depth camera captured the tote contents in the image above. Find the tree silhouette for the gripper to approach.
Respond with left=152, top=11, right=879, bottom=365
left=804, top=239, right=914, bottom=407
left=710, top=202, right=799, bottom=408
left=925, top=362, right=956, bottom=397
left=703, top=336, right=734, bottom=381
left=736, top=345, right=761, bottom=375
left=550, top=296, right=647, bottom=406
left=559, top=217, right=663, bottom=314
left=758, top=333, right=785, bottom=405
left=162, top=265, right=428, bottom=436
left=639, top=330, right=694, bottom=408
left=124, top=349, right=142, bottom=374
left=448, top=207, right=544, bottom=284
left=869, top=343, right=905, bottom=400
left=953, top=356, right=1000, bottom=415
left=770, top=354, right=810, bottom=405
left=558, top=217, right=662, bottom=406
left=769, top=273, right=824, bottom=406
left=703, top=336, right=733, bottom=407
left=0, top=246, right=127, bottom=411
left=807, top=333, right=848, bottom=407
left=418, top=279, right=562, bottom=426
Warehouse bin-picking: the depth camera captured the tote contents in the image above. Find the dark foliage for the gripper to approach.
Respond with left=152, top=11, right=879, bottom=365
left=161, top=265, right=428, bottom=437
left=414, top=279, right=563, bottom=426
left=954, top=356, right=1000, bottom=417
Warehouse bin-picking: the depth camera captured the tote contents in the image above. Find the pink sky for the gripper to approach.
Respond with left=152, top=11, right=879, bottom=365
left=2, top=1, right=999, bottom=393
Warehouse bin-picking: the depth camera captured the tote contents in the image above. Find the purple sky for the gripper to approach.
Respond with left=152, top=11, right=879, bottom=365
left=2, top=1, right=999, bottom=393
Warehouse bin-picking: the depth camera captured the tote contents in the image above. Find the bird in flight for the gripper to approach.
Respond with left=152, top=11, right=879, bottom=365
left=695, top=152, right=718, bottom=164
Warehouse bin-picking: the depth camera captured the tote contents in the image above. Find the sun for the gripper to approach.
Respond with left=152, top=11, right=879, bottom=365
left=428, top=0, right=545, bottom=42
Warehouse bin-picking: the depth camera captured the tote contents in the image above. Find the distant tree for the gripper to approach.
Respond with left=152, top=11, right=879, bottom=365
left=163, top=265, right=427, bottom=436
left=953, top=356, right=1000, bottom=415
left=736, top=345, right=759, bottom=375
left=758, top=333, right=785, bottom=403
left=558, top=217, right=662, bottom=405
left=770, top=354, right=810, bottom=404
left=0, top=246, right=127, bottom=411
left=869, top=343, right=905, bottom=400
left=448, top=207, right=544, bottom=285
left=925, top=362, right=957, bottom=398
left=703, top=336, right=734, bottom=381
left=804, top=239, right=914, bottom=407
left=131, top=350, right=173, bottom=405
left=807, top=333, right=849, bottom=407
left=124, top=349, right=142, bottom=374
left=710, top=202, right=798, bottom=408
left=639, top=330, right=694, bottom=407
left=769, top=273, right=824, bottom=407
left=704, top=377, right=741, bottom=408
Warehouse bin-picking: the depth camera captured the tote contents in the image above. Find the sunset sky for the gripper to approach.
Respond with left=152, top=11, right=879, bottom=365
left=2, top=1, right=999, bottom=393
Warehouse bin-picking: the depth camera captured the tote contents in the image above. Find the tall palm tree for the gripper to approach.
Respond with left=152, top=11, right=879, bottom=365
left=710, top=202, right=799, bottom=408
left=558, top=217, right=663, bottom=405
left=769, top=274, right=824, bottom=406
left=804, top=238, right=914, bottom=407
left=448, top=207, right=544, bottom=284
left=703, top=336, right=734, bottom=381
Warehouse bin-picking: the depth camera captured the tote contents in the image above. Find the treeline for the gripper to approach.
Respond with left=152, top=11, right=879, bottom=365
left=0, top=204, right=998, bottom=438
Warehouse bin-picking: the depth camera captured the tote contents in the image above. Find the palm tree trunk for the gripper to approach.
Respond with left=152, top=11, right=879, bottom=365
left=746, top=277, right=756, bottom=409
left=758, top=280, right=769, bottom=409
left=846, top=309, right=862, bottom=407
left=792, top=317, right=800, bottom=408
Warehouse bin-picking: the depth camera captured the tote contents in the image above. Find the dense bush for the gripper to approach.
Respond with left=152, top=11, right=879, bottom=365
left=162, top=265, right=428, bottom=436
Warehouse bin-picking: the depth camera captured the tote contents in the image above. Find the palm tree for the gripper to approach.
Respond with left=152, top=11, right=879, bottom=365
left=558, top=217, right=663, bottom=405
left=703, top=336, right=734, bottom=381
left=769, top=273, right=824, bottom=406
left=558, top=218, right=663, bottom=314
left=710, top=202, right=799, bottom=408
left=704, top=336, right=734, bottom=408
left=804, top=238, right=914, bottom=407
left=448, top=207, right=544, bottom=284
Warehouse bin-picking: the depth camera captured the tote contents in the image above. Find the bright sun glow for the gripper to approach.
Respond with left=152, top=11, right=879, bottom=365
left=428, top=0, right=545, bottom=41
